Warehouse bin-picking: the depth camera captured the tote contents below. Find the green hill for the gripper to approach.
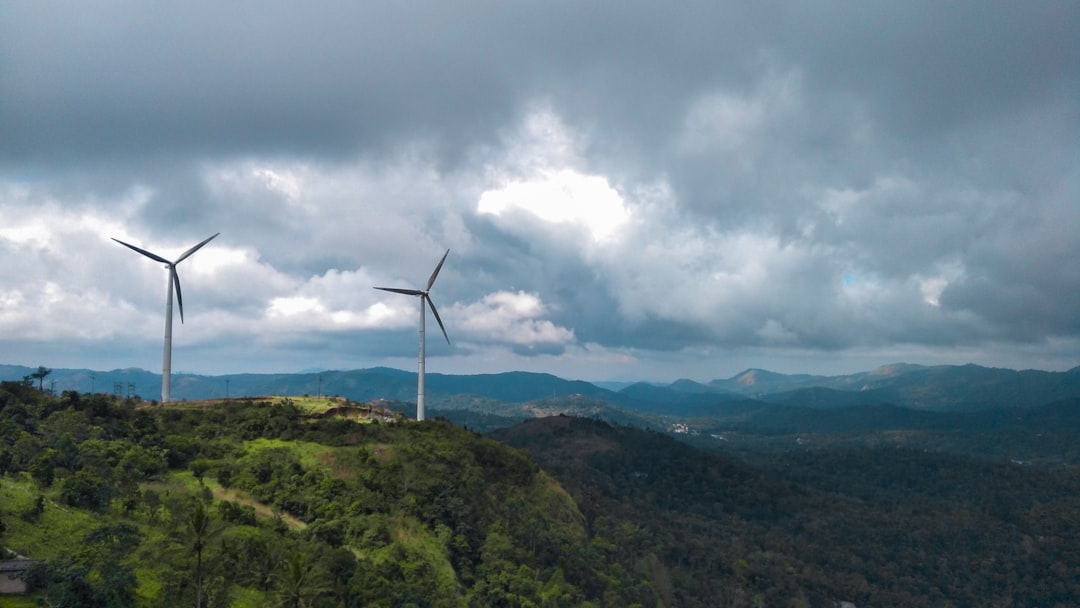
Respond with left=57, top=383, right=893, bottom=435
left=0, top=381, right=651, bottom=607
left=6, top=378, right=1080, bottom=606
left=493, top=415, right=1080, bottom=607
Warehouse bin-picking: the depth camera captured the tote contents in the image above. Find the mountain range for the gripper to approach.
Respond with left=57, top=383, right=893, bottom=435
left=3, top=361, right=1077, bottom=414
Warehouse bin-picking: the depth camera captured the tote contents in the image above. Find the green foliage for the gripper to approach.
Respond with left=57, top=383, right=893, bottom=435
left=25, top=523, right=141, bottom=607
left=11, top=386, right=1078, bottom=606
left=0, top=390, right=638, bottom=606
left=60, top=469, right=116, bottom=511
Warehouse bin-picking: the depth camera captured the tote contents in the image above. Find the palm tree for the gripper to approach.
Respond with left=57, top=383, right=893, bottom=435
left=272, top=550, right=331, bottom=608
left=186, top=499, right=220, bottom=607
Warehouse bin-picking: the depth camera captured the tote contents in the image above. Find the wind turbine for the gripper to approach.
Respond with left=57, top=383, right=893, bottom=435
left=374, top=249, right=450, bottom=421
left=112, top=232, right=219, bottom=403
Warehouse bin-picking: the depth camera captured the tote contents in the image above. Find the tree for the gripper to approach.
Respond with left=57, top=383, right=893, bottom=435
left=59, top=469, right=114, bottom=511
left=31, top=366, right=52, bottom=392
left=186, top=499, right=221, bottom=608
left=26, top=558, right=102, bottom=607
left=82, top=524, right=142, bottom=607
left=26, top=524, right=141, bottom=608
left=272, top=549, right=331, bottom=608
left=29, top=451, right=56, bottom=487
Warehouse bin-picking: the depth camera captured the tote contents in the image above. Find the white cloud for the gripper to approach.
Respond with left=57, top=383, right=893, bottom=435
left=477, top=169, right=630, bottom=241
left=476, top=106, right=631, bottom=242
left=454, top=290, right=575, bottom=346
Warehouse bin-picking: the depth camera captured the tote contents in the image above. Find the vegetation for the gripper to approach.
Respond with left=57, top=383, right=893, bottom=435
left=494, top=414, right=1080, bottom=607
left=4, top=376, right=1080, bottom=606
left=0, top=382, right=645, bottom=606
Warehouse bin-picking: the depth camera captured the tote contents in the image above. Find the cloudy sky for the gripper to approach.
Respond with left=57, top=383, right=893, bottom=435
left=2, top=2, right=1077, bottom=383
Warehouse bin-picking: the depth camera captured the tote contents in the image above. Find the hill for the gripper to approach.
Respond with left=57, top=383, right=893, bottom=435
left=6, top=362, right=1080, bottom=464
left=493, top=415, right=1080, bottom=607
left=5, top=379, right=1080, bottom=605
left=6, top=362, right=1079, bottom=417
left=0, top=382, right=660, bottom=606
left=709, top=363, right=1080, bottom=411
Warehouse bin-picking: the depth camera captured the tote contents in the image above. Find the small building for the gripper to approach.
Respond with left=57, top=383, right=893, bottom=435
left=0, top=559, right=40, bottom=595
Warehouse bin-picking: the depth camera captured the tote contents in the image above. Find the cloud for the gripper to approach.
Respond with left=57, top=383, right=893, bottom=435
left=477, top=170, right=630, bottom=242
left=0, top=2, right=1077, bottom=381
left=453, top=291, right=575, bottom=349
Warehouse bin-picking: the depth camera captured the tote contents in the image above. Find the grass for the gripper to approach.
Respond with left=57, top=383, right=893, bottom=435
left=141, top=470, right=309, bottom=531
left=361, top=513, right=459, bottom=594
left=163, top=394, right=350, bottom=416
left=1, top=471, right=302, bottom=605
left=2, top=475, right=170, bottom=607
left=209, top=482, right=307, bottom=531
left=0, top=596, right=39, bottom=607
left=160, top=394, right=392, bottom=425
left=142, top=469, right=206, bottom=495
left=277, top=394, right=349, bottom=415
left=242, top=437, right=335, bottom=469
left=0, top=476, right=100, bottom=559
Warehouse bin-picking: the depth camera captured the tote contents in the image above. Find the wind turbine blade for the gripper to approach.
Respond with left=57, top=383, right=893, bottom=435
left=175, top=232, right=220, bottom=265
left=374, top=287, right=424, bottom=296
left=426, top=249, right=450, bottom=291
left=426, top=296, right=450, bottom=344
left=112, top=238, right=170, bottom=265
left=172, top=268, right=185, bottom=324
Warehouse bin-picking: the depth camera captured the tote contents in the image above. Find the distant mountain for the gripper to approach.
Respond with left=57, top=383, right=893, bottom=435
left=710, top=363, right=1080, bottom=411
left=3, top=361, right=1079, bottom=415
left=0, top=364, right=627, bottom=409
left=711, top=367, right=825, bottom=394
left=668, top=378, right=715, bottom=393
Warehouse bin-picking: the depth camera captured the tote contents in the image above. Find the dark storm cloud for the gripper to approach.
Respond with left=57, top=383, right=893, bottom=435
left=1, top=1, right=1077, bottom=379
left=2, top=2, right=525, bottom=166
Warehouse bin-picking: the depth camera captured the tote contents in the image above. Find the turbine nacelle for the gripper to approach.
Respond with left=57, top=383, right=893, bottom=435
left=374, top=248, right=450, bottom=344
left=112, top=232, right=219, bottom=323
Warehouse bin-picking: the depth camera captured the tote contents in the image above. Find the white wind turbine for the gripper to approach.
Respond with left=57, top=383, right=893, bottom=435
left=374, top=249, right=450, bottom=421
left=112, top=232, right=220, bottom=403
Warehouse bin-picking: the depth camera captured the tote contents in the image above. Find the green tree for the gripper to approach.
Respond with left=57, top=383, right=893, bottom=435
left=272, top=549, right=331, bottom=608
left=27, top=524, right=141, bottom=608
left=26, top=558, right=103, bottom=607
left=185, top=499, right=221, bottom=608
left=29, top=451, right=56, bottom=487
left=82, top=524, right=142, bottom=607
left=60, top=469, right=114, bottom=511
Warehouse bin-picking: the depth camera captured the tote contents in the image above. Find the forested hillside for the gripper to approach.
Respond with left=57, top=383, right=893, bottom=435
left=4, top=378, right=1080, bottom=607
left=0, top=381, right=657, bottom=607
left=494, top=416, right=1080, bottom=607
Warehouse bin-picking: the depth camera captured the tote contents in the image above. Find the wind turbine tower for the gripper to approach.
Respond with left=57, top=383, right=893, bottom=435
left=113, top=232, right=219, bottom=403
left=374, top=249, right=450, bottom=421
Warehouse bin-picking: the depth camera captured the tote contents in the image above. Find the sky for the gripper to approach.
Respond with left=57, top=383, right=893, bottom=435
left=1, top=2, right=1078, bottom=383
